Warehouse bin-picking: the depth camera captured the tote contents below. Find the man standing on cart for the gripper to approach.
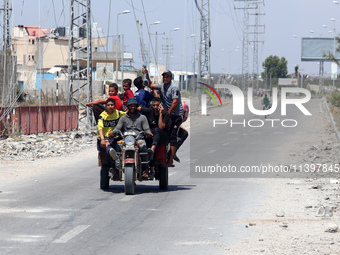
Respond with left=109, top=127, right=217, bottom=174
left=143, top=68, right=183, bottom=167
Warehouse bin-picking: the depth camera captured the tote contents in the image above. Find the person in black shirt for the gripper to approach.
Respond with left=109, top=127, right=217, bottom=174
left=138, top=97, right=171, bottom=152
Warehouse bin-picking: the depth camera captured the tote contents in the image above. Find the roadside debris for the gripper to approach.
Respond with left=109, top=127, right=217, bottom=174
left=0, top=131, right=97, bottom=162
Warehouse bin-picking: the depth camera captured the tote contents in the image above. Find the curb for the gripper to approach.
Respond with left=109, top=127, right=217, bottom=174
left=323, top=97, right=340, bottom=142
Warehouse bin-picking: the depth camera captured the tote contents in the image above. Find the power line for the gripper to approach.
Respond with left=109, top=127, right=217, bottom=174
left=124, top=0, right=165, bottom=14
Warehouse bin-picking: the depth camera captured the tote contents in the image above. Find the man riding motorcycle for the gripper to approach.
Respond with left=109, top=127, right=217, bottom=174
left=262, top=93, right=271, bottom=110
left=114, top=97, right=153, bottom=179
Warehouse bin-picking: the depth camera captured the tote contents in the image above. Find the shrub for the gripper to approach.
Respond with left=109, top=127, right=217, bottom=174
left=328, top=91, right=340, bottom=106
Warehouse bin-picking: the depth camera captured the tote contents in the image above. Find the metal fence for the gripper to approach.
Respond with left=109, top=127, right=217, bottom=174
left=0, top=105, right=79, bottom=137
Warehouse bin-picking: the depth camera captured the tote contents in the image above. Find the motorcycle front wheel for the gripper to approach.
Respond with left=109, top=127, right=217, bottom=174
left=124, top=163, right=135, bottom=195
left=159, top=165, right=168, bottom=190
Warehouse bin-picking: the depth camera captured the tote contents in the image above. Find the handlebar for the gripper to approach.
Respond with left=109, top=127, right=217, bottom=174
left=136, top=131, right=145, bottom=140
left=113, top=130, right=145, bottom=139
left=112, top=130, right=123, bottom=138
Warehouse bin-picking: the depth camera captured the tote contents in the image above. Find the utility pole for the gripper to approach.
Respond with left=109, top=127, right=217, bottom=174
left=162, top=37, right=173, bottom=70
left=152, top=31, right=165, bottom=83
left=163, top=28, right=179, bottom=70
left=2, top=0, right=11, bottom=51
left=195, top=0, right=211, bottom=106
left=319, top=61, right=324, bottom=93
left=196, top=0, right=211, bottom=83
left=235, top=0, right=259, bottom=91
left=0, top=0, right=12, bottom=106
left=68, top=0, right=93, bottom=128
left=249, top=2, right=265, bottom=91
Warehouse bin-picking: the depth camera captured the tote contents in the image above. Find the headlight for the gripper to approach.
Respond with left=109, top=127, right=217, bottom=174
left=124, top=131, right=137, bottom=137
left=125, top=135, right=135, bottom=146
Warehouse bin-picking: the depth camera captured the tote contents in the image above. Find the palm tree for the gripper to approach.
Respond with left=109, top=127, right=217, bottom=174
left=324, top=36, right=340, bottom=65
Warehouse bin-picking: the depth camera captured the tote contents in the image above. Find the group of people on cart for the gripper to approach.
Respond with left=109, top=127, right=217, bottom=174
left=86, top=68, right=188, bottom=179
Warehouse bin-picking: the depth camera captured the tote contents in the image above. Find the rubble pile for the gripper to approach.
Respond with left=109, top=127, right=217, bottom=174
left=289, top=142, right=340, bottom=167
left=0, top=131, right=97, bottom=162
left=284, top=111, right=340, bottom=175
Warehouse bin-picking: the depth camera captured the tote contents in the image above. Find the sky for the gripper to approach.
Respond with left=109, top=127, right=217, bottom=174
left=9, top=0, right=340, bottom=77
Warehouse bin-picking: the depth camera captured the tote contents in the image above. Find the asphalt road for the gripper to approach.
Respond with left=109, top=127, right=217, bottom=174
left=0, top=97, right=321, bottom=254
left=190, top=97, right=322, bottom=178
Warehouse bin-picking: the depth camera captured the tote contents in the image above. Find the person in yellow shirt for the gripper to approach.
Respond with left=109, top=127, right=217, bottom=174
left=97, top=98, right=125, bottom=161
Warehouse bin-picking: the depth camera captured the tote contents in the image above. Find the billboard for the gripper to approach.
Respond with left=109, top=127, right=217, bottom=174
left=301, top=37, right=340, bottom=62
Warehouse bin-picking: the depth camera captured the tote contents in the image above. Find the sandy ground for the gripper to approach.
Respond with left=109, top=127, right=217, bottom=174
left=223, top=99, right=340, bottom=255
left=0, top=145, right=96, bottom=186
left=225, top=177, right=340, bottom=254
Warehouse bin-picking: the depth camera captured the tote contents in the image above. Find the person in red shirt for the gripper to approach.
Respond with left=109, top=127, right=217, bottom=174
left=86, top=83, right=123, bottom=124
left=122, top=78, right=134, bottom=107
left=108, top=83, right=123, bottom=111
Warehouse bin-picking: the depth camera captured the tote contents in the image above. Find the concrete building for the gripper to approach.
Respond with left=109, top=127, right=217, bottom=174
left=11, top=24, right=135, bottom=95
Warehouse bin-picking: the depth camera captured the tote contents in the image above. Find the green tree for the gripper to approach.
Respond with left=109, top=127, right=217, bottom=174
left=324, top=36, right=340, bottom=65
left=261, top=55, right=288, bottom=79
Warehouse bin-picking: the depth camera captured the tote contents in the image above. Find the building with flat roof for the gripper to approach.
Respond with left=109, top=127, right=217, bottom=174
left=11, top=24, right=135, bottom=91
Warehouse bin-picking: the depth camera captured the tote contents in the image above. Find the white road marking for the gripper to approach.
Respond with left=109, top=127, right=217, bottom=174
left=53, top=225, right=90, bottom=243
left=169, top=171, right=177, bottom=177
left=222, top=142, right=229, bottom=146
left=7, top=235, right=47, bottom=243
left=19, top=214, right=69, bottom=219
left=119, top=195, right=135, bottom=202
left=189, top=124, right=200, bottom=128
left=0, top=199, right=16, bottom=202
left=0, top=207, right=73, bottom=214
left=208, top=150, right=216, bottom=154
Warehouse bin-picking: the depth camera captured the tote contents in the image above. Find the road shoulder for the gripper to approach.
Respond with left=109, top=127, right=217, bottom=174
left=223, top=98, right=340, bottom=254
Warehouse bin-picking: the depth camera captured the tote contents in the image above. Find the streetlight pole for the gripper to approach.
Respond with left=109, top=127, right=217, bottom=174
left=152, top=31, right=165, bottom=83
left=167, top=27, right=180, bottom=70
left=331, top=7, right=338, bottom=89
left=331, top=18, right=337, bottom=89
left=148, top=21, right=160, bottom=71
left=116, top=10, right=130, bottom=87
left=185, top=34, right=196, bottom=91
